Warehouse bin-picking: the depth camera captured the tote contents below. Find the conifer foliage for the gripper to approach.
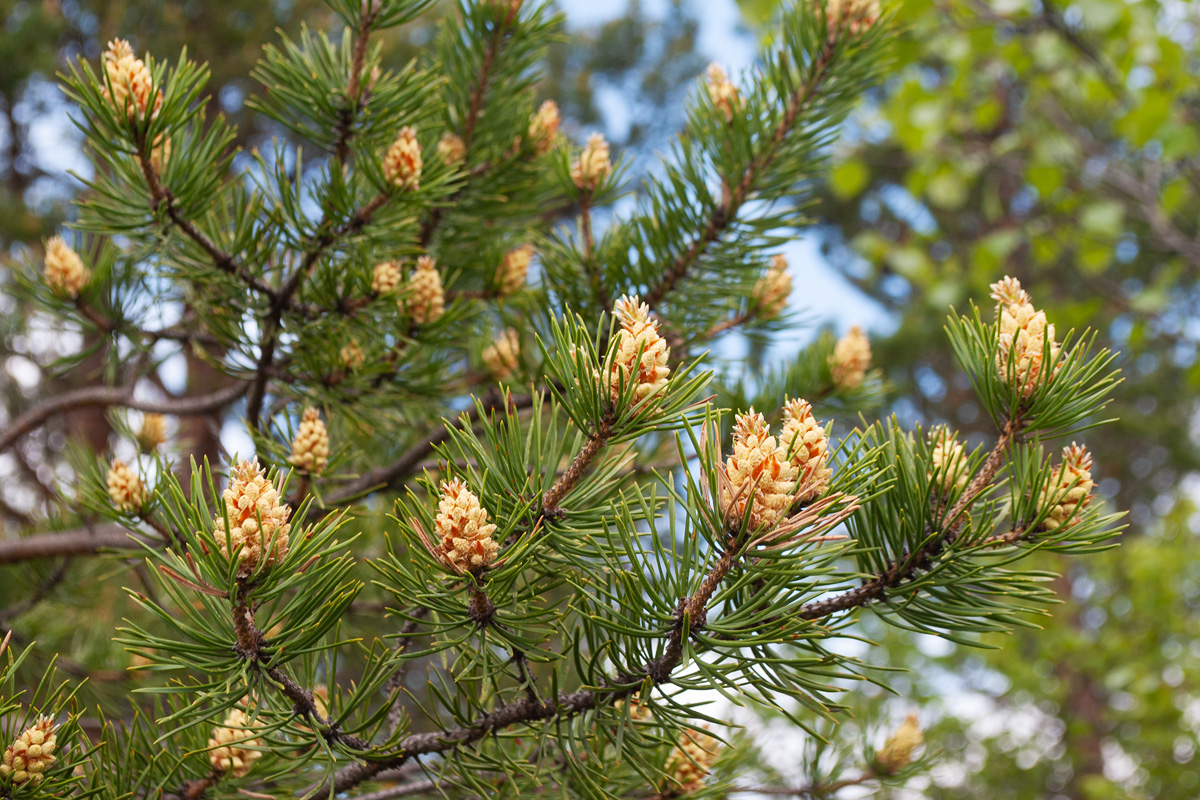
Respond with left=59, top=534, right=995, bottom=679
left=0, top=1, right=1124, bottom=798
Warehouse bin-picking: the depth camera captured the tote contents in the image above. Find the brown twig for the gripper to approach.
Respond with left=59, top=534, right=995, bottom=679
left=245, top=191, right=390, bottom=430
left=182, top=775, right=217, bottom=800
left=540, top=418, right=612, bottom=518
left=702, top=310, right=753, bottom=340
left=350, top=782, right=438, bottom=800
left=416, top=15, right=509, bottom=249
left=578, top=194, right=607, bottom=312
left=334, top=2, right=381, bottom=163
left=136, top=141, right=277, bottom=301
left=231, top=582, right=371, bottom=751
left=979, top=526, right=1030, bottom=548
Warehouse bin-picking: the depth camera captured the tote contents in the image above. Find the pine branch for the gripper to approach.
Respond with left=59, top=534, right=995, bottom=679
left=244, top=327, right=281, bottom=433
left=351, top=782, right=438, bottom=800
left=798, top=419, right=1019, bottom=621
left=578, top=195, right=606, bottom=311
left=417, top=13, right=513, bottom=249
left=641, top=37, right=841, bottom=309
left=979, top=525, right=1030, bottom=548
left=384, top=606, right=432, bottom=737
left=246, top=191, right=390, bottom=430
left=317, top=535, right=744, bottom=796
left=462, top=22, right=504, bottom=152
left=76, top=302, right=222, bottom=346
left=232, top=582, right=371, bottom=751
left=135, top=140, right=277, bottom=301
left=702, top=310, right=754, bottom=340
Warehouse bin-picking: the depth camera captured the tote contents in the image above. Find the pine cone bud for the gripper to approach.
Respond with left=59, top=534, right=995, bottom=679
left=43, top=236, right=91, bottom=299
left=497, top=244, right=533, bottom=297
left=877, top=713, right=923, bottom=773
left=779, top=398, right=831, bottom=502
left=928, top=426, right=968, bottom=491
left=483, top=328, right=520, bottom=380
left=824, top=0, right=881, bottom=35
left=101, top=38, right=161, bottom=120
left=406, top=256, right=445, bottom=324
left=436, top=132, right=466, bottom=167
left=829, top=325, right=871, bottom=389
left=990, top=276, right=1061, bottom=398
left=1, top=717, right=57, bottom=788
left=432, top=479, right=499, bottom=574
left=208, top=709, right=263, bottom=778
left=107, top=459, right=145, bottom=513
left=340, top=340, right=365, bottom=370
left=383, top=126, right=422, bottom=190
left=372, top=260, right=402, bottom=294
left=528, top=100, right=560, bottom=155
left=607, top=295, right=671, bottom=406
left=288, top=408, right=329, bottom=474
left=137, top=413, right=167, bottom=452
left=989, top=275, right=1028, bottom=308
left=752, top=254, right=791, bottom=320
left=213, top=460, right=291, bottom=573
left=705, top=63, right=740, bottom=122
left=664, top=729, right=718, bottom=795
left=572, top=133, right=611, bottom=192
left=721, top=410, right=799, bottom=532
left=1039, top=443, right=1094, bottom=532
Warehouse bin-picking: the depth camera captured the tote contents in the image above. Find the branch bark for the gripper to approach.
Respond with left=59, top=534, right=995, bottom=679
left=0, top=525, right=158, bottom=565
left=0, top=383, right=248, bottom=456
left=540, top=417, right=612, bottom=517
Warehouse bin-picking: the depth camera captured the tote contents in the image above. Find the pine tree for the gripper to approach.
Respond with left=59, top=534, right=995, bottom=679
left=0, top=1, right=1124, bottom=798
